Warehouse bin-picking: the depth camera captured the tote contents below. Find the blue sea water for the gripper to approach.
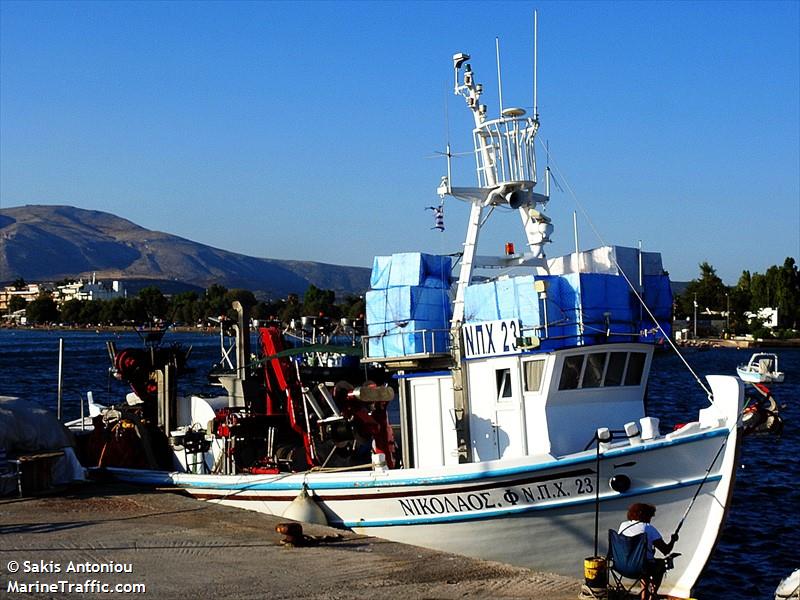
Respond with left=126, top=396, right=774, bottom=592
left=1, top=329, right=797, bottom=599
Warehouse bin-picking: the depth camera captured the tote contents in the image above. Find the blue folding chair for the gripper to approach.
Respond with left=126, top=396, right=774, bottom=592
left=607, top=529, right=648, bottom=599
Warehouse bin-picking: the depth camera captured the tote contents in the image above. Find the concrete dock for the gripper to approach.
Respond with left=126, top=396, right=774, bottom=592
left=0, top=483, right=581, bottom=599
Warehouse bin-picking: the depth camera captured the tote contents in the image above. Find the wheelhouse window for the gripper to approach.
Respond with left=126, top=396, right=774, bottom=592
left=557, top=350, right=648, bottom=390
left=605, top=352, right=627, bottom=386
left=582, top=352, right=607, bottom=388
left=496, top=368, right=513, bottom=400
left=558, top=355, right=584, bottom=390
left=624, top=352, right=647, bottom=386
left=523, top=359, right=546, bottom=392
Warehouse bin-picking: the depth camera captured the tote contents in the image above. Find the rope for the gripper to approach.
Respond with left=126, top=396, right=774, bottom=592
left=593, top=433, right=601, bottom=557
left=578, top=585, right=607, bottom=600
left=538, top=138, right=712, bottom=401
left=308, top=462, right=373, bottom=473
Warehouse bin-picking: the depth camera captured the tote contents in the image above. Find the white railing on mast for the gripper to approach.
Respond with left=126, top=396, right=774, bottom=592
left=472, top=116, right=538, bottom=187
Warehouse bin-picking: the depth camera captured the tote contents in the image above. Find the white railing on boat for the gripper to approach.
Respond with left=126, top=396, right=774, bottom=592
left=473, top=115, right=537, bottom=187
left=362, top=327, right=452, bottom=361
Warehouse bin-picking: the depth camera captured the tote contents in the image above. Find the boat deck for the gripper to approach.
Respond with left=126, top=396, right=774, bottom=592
left=0, top=482, right=580, bottom=599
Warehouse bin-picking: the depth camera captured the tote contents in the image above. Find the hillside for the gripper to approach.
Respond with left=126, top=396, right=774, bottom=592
left=0, top=205, right=369, bottom=298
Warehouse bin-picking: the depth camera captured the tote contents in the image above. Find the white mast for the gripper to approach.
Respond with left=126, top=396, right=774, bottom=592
left=533, top=10, right=539, bottom=122
left=445, top=33, right=552, bottom=462
left=447, top=41, right=552, bottom=324
left=573, top=210, right=580, bottom=256
left=496, top=37, right=504, bottom=116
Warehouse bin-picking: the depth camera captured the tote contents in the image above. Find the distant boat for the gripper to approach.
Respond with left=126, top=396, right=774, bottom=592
left=736, top=352, right=785, bottom=383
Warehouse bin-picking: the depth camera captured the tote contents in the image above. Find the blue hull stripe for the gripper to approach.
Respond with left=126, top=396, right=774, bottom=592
left=166, top=427, right=729, bottom=491
left=109, top=428, right=730, bottom=494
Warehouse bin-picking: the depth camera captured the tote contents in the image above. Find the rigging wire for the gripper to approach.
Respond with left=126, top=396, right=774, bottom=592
left=537, top=138, right=713, bottom=400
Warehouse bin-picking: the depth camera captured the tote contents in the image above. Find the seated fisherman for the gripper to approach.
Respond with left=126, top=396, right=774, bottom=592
left=618, top=502, right=679, bottom=600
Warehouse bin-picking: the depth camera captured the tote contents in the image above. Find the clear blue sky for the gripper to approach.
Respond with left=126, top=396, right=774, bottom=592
left=1, top=0, right=798, bottom=284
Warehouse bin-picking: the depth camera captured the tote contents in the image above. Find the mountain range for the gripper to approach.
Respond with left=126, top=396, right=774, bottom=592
left=0, top=205, right=370, bottom=298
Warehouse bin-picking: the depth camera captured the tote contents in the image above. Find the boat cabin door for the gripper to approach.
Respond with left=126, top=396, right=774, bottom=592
left=468, top=357, right=527, bottom=461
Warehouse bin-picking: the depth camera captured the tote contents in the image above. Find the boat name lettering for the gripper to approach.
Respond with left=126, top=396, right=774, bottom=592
left=397, top=474, right=592, bottom=517
left=574, top=477, right=593, bottom=494
left=463, top=319, right=521, bottom=359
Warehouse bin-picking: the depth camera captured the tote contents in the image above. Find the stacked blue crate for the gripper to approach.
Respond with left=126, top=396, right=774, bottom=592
left=463, top=272, right=662, bottom=352
left=449, top=263, right=673, bottom=355
left=463, top=281, right=500, bottom=322
left=366, top=253, right=452, bottom=358
left=535, top=274, right=580, bottom=350
left=579, top=273, right=638, bottom=338
left=640, top=274, right=673, bottom=342
left=463, top=276, right=543, bottom=326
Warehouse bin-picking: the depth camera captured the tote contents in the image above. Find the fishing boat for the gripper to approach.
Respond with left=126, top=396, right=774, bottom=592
left=736, top=352, right=785, bottom=383
left=80, top=36, right=744, bottom=600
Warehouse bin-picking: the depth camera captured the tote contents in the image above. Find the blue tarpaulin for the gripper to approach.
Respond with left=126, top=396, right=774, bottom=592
left=462, top=271, right=672, bottom=352
left=366, top=286, right=451, bottom=325
left=366, top=253, right=453, bottom=357
left=366, top=250, right=672, bottom=357
left=370, top=252, right=452, bottom=289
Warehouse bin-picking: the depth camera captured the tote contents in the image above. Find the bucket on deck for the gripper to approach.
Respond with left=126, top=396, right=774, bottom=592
left=584, top=555, right=607, bottom=588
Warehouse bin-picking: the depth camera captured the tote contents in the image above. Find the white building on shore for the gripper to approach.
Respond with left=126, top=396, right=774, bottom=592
left=745, top=307, right=779, bottom=329
left=54, top=274, right=126, bottom=304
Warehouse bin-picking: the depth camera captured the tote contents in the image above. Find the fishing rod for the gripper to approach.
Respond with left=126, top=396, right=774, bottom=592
left=673, top=438, right=728, bottom=536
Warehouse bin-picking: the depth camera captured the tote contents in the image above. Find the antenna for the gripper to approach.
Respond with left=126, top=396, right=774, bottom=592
left=430, top=83, right=470, bottom=193
left=545, top=140, right=551, bottom=196
left=573, top=211, right=580, bottom=256
left=496, top=37, right=504, bottom=116
left=533, top=10, right=539, bottom=121
left=445, top=84, right=452, bottom=188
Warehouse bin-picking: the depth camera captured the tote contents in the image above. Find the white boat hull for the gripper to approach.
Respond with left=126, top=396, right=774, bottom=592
left=108, top=376, right=741, bottom=599
left=736, top=367, right=784, bottom=384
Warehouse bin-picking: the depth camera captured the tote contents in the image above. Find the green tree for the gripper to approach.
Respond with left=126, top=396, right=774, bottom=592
left=25, top=294, right=59, bottom=324
left=302, top=285, right=339, bottom=318
left=226, top=289, right=258, bottom=309
left=676, top=262, right=728, bottom=318
left=252, top=299, right=288, bottom=322
left=79, top=300, right=102, bottom=324
left=60, top=299, right=84, bottom=324
left=339, top=294, right=366, bottom=319
left=169, top=291, right=200, bottom=325
left=726, top=287, right=750, bottom=333
left=123, top=297, right=147, bottom=323
left=99, top=298, right=128, bottom=325
left=730, top=258, right=800, bottom=333
left=773, top=257, right=799, bottom=328
left=138, top=286, right=168, bottom=321
left=750, top=272, right=770, bottom=311
left=279, top=293, right=301, bottom=322
left=735, top=271, right=752, bottom=301
left=204, top=284, right=230, bottom=319
left=7, top=295, right=27, bottom=314
left=11, top=277, right=26, bottom=289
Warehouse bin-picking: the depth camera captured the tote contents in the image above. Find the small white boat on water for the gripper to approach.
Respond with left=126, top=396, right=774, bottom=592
left=76, top=31, right=744, bottom=600
left=775, top=569, right=800, bottom=600
left=736, top=352, right=785, bottom=383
